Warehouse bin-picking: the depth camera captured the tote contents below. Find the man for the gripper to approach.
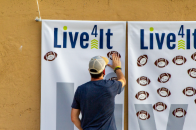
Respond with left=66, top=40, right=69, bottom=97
left=71, top=53, right=126, bottom=130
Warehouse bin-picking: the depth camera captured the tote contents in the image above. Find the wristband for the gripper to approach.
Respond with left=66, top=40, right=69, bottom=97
left=114, top=66, right=121, bottom=70
left=114, top=66, right=121, bottom=73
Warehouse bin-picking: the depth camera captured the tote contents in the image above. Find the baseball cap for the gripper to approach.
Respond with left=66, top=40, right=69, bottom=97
left=89, top=56, right=109, bottom=74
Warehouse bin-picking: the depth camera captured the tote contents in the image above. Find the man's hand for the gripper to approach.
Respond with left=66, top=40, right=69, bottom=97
left=107, top=53, right=121, bottom=69
left=107, top=53, right=126, bottom=88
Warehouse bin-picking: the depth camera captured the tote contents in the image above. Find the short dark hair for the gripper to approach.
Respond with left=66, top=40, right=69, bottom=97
left=90, top=69, right=103, bottom=79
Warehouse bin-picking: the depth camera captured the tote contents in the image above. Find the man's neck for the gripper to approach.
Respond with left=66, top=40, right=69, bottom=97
left=91, top=77, right=103, bottom=81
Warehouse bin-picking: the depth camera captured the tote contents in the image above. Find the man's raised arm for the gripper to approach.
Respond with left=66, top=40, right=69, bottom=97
left=107, top=53, right=126, bottom=88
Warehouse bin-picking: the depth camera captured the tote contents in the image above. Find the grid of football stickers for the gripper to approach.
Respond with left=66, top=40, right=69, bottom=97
left=135, top=52, right=196, bottom=120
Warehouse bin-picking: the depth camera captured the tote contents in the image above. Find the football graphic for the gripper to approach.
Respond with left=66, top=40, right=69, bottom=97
left=187, top=68, right=196, bottom=78
left=182, top=87, right=196, bottom=96
left=172, top=55, right=187, bottom=65
left=191, top=52, right=196, bottom=61
left=172, top=108, right=187, bottom=118
left=157, top=87, right=171, bottom=97
left=153, top=102, right=167, bottom=112
left=135, top=91, right=149, bottom=100
left=44, top=51, right=57, bottom=61
left=158, top=73, right=171, bottom=83
left=136, top=76, right=151, bottom=86
left=107, top=51, right=121, bottom=60
left=154, top=58, right=169, bottom=68
left=136, top=110, right=150, bottom=120
left=137, top=55, right=148, bottom=67
left=108, top=77, right=118, bottom=80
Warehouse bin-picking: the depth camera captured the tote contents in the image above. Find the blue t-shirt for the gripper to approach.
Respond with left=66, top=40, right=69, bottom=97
left=71, top=80, right=122, bottom=130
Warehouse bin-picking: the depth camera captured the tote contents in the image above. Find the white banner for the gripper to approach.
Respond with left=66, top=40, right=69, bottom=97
left=128, top=22, right=196, bottom=130
left=41, top=20, right=126, bottom=130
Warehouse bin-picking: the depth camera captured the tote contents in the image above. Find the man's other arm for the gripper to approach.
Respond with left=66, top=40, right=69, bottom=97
left=71, top=108, right=83, bottom=130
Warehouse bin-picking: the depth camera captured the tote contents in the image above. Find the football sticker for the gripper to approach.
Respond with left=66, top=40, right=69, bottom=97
left=135, top=91, right=149, bottom=100
left=108, top=77, right=118, bottom=80
left=182, top=87, right=196, bottom=96
left=137, top=55, right=148, bottom=67
left=172, top=108, right=187, bottom=118
left=158, top=73, right=171, bottom=83
left=154, top=58, right=169, bottom=68
left=107, top=51, right=121, bottom=60
left=136, top=76, right=151, bottom=86
left=44, top=51, right=57, bottom=61
left=157, top=87, right=171, bottom=97
left=191, top=52, right=196, bottom=61
left=153, top=102, right=167, bottom=112
left=172, top=55, right=187, bottom=65
left=187, top=68, right=196, bottom=78
left=136, top=110, right=150, bottom=120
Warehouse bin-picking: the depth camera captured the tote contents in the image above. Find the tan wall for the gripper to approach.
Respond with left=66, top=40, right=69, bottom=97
left=0, top=0, right=196, bottom=129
